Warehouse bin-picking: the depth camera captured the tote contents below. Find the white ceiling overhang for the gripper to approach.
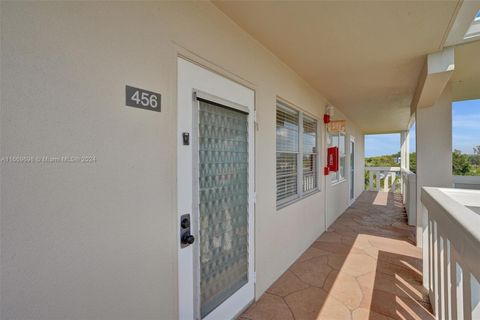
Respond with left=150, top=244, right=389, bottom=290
left=213, top=1, right=463, bottom=133
left=451, top=40, right=480, bottom=102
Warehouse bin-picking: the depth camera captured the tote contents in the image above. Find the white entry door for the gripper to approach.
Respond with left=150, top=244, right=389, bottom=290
left=177, top=58, right=255, bottom=320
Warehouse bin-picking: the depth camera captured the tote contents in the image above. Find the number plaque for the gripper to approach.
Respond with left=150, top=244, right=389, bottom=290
left=125, top=85, right=161, bottom=112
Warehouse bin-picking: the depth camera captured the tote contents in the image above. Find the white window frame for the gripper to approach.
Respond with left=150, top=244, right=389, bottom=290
left=276, top=100, right=320, bottom=209
left=302, top=114, right=319, bottom=196
left=329, top=131, right=346, bottom=184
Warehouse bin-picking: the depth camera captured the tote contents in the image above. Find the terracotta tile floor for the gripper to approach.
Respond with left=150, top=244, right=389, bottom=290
left=240, top=191, right=434, bottom=320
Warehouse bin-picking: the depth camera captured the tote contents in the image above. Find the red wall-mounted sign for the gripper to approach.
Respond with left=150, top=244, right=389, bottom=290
left=327, top=146, right=339, bottom=172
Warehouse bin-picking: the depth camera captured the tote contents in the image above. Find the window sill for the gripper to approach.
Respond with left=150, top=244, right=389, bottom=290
left=276, top=188, right=320, bottom=211
left=331, top=178, right=346, bottom=187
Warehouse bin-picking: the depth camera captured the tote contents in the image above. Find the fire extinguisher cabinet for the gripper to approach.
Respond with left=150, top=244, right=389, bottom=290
left=327, top=146, right=339, bottom=172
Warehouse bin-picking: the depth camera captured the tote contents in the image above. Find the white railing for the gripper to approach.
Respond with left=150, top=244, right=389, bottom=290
left=421, top=187, right=480, bottom=320
left=401, top=168, right=417, bottom=226
left=365, top=167, right=401, bottom=192
left=453, top=175, right=480, bottom=190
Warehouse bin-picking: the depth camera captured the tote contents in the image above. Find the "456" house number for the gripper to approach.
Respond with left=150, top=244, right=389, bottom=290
left=125, top=85, right=161, bottom=112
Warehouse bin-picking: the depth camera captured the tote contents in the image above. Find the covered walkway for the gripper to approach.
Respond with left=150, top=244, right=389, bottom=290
left=240, top=192, right=433, bottom=320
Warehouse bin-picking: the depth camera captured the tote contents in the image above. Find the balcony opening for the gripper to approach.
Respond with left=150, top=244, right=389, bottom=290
left=364, top=133, right=401, bottom=195
left=464, top=10, right=480, bottom=40
left=452, top=99, right=480, bottom=189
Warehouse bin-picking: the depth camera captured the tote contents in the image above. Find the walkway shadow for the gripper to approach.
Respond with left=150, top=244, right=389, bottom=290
left=240, top=191, right=433, bottom=320
left=368, top=250, right=433, bottom=320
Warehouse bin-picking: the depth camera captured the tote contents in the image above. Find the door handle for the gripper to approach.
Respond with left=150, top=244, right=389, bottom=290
left=180, top=214, right=195, bottom=248
left=181, top=233, right=195, bottom=245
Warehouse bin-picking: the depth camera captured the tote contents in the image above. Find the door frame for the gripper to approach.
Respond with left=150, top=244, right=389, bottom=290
left=349, top=135, right=355, bottom=204
left=177, top=57, right=255, bottom=320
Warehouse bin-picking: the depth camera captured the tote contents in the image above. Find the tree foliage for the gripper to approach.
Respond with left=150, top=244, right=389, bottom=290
left=365, top=148, right=480, bottom=176
left=452, top=150, right=472, bottom=176
left=365, top=152, right=400, bottom=168
left=470, top=145, right=480, bottom=166
left=452, top=147, right=480, bottom=176
left=364, top=151, right=417, bottom=173
left=409, top=152, right=416, bottom=173
left=474, top=145, right=480, bottom=155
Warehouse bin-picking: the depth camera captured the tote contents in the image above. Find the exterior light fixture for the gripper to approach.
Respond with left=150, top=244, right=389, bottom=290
left=324, top=105, right=334, bottom=123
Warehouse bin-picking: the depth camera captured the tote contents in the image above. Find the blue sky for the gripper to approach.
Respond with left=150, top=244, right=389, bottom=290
left=364, top=99, right=480, bottom=157
left=452, top=99, right=480, bottom=154
left=365, top=133, right=400, bottom=157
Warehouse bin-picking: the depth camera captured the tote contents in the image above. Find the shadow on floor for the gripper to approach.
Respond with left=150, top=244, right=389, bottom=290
left=240, top=191, right=433, bottom=320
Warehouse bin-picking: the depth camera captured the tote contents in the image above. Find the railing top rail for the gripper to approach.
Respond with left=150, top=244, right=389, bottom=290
left=365, top=167, right=401, bottom=172
left=421, top=187, right=480, bottom=252
left=400, top=167, right=415, bottom=175
left=453, top=175, right=480, bottom=183
left=422, top=187, right=480, bottom=318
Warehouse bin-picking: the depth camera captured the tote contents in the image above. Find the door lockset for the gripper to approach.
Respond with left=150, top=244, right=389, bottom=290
left=182, top=132, right=190, bottom=145
left=180, top=214, right=195, bottom=248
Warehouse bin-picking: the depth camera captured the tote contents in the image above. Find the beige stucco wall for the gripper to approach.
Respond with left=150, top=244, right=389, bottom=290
left=325, top=109, right=365, bottom=228
left=0, top=2, right=364, bottom=319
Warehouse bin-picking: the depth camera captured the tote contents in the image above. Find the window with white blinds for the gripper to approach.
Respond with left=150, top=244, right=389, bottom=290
left=276, top=100, right=318, bottom=207
left=276, top=103, right=299, bottom=203
left=303, top=115, right=317, bottom=193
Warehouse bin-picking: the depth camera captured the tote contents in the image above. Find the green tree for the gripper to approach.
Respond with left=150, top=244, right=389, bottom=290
left=365, top=153, right=399, bottom=167
left=409, top=152, right=416, bottom=173
left=471, top=145, right=480, bottom=166
left=452, top=149, right=472, bottom=176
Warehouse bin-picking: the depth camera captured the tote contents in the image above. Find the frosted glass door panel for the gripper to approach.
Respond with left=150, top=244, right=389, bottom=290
left=198, top=100, right=249, bottom=318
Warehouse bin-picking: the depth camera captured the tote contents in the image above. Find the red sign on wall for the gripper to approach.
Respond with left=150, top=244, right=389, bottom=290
left=327, top=146, right=339, bottom=172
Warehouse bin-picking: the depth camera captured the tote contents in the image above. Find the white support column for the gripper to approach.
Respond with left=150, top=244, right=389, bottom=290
left=405, top=131, right=410, bottom=171
left=422, top=204, right=429, bottom=290
left=400, top=130, right=409, bottom=196
left=412, top=47, right=455, bottom=247
left=401, top=131, right=407, bottom=169
left=416, top=85, right=453, bottom=247
left=383, top=171, right=389, bottom=192
left=391, top=172, right=396, bottom=193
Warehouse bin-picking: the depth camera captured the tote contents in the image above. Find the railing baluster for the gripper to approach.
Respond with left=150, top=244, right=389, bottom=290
left=463, top=270, right=472, bottom=320
left=450, top=245, right=457, bottom=320
left=456, top=261, right=464, bottom=320
left=429, top=219, right=433, bottom=293
left=445, top=239, right=452, bottom=320
left=439, top=234, right=445, bottom=319
left=432, top=220, right=438, bottom=315
left=471, top=274, right=480, bottom=319
left=369, top=171, right=373, bottom=191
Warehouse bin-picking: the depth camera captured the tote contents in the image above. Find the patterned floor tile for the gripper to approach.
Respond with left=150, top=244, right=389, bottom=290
left=240, top=191, right=433, bottom=320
